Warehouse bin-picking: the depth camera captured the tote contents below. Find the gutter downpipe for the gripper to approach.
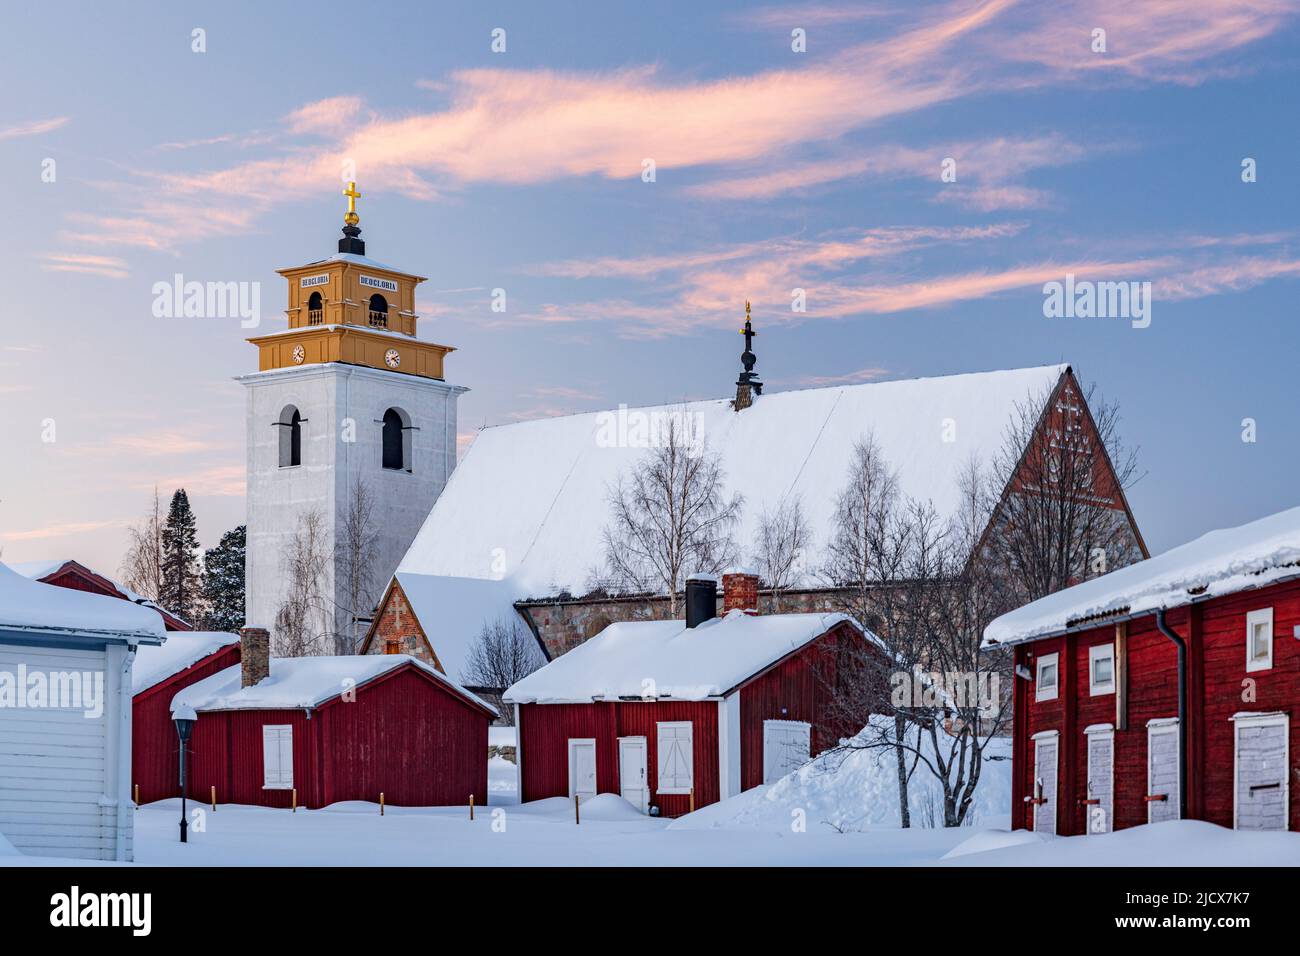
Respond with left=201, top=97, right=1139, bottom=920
left=1154, top=608, right=1188, bottom=820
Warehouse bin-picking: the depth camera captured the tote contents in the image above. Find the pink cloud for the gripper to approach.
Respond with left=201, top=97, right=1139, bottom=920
left=39, top=253, right=129, bottom=279
left=0, top=117, right=68, bottom=140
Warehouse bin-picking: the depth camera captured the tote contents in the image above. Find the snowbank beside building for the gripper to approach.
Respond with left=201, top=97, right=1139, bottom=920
left=669, top=719, right=1012, bottom=832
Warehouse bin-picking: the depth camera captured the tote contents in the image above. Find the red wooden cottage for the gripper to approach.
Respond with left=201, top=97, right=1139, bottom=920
left=132, top=631, right=241, bottom=804
left=10, top=559, right=192, bottom=631
left=985, top=503, right=1300, bottom=836
left=504, top=573, right=881, bottom=816
left=170, top=627, right=496, bottom=809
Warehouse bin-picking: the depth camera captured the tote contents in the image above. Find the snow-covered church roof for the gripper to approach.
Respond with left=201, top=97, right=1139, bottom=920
left=397, top=364, right=1068, bottom=678
left=0, top=562, right=165, bottom=641
left=504, top=609, right=865, bottom=704
left=983, top=504, right=1300, bottom=647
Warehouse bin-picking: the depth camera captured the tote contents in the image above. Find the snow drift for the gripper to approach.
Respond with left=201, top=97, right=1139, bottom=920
left=671, top=719, right=1012, bottom=832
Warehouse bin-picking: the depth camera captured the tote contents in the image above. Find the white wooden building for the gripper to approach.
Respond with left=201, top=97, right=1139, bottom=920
left=0, top=562, right=165, bottom=860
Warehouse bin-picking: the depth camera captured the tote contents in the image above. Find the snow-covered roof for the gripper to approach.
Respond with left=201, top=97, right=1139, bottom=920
left=133, top=631, right=239, bottom=695
left=398, top=364, right=1066, bottom=674
left=8, top=558, right=186, bottom=625
left=0, top=562, right=166, bottom=641
left=389, top=573, right=520, bottom=680
left=299, top=252, right=420, bottom=276
left=504, top=609, right=867, bottom=704
left=171, top=653, right=496, bottom=716
left=984, top=504, right=1300, bottom=647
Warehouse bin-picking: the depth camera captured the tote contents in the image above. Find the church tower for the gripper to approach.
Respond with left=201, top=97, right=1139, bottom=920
left=237, top=183, right=466, bottom=655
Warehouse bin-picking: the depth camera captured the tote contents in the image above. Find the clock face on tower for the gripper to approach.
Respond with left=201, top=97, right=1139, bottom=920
left=291, top=344, right=306, bottom=364
left=384, top=348, right=401, bottom=369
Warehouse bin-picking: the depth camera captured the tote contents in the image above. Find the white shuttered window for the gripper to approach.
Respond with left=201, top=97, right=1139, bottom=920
left=262, top=724, right=294, bottom=789
left=656, top=721, right=693, bottom=794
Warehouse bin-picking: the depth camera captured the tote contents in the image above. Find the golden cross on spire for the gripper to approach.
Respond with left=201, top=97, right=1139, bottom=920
left=343, top=181, right=361, bottom=225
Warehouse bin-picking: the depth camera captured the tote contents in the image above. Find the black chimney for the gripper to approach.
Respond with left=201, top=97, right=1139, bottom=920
left=684, top=575, right=717, bottom=628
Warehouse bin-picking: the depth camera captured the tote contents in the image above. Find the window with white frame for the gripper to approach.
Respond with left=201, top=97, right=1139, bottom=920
left=1246, top=608, right=1274, bottom=672
left=1089, top=643, right=1115, bottom=696
left=262, top=724, right=294, bottom=789
left=656, top=721, right=694, bottom=794
left=1036, top=653, right=1059, bottom=702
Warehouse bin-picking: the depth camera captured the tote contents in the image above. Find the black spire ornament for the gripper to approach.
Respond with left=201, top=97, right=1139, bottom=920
left=734, top=301, right=762, bottom=411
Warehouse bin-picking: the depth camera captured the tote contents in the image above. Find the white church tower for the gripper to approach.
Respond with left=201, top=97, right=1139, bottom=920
left=237, top=183, right=466, bottom=654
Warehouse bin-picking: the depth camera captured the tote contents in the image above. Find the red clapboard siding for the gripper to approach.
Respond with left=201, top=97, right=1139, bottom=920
left=132, top=642, right=242, bottom=804
left=738, top=622, right=853, bottom=790
left=517, top=700, right=719, bottom=816
left=1012, top=576, right=1300, bottom=834
left=182, top=664, right=490, bottom=810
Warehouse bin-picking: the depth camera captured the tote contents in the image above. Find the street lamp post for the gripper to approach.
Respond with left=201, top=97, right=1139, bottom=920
left=173, top=703, right=197, bottom=844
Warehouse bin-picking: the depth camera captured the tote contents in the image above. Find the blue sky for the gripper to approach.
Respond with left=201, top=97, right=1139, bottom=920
left=2, top=0, right=1299, bottom=572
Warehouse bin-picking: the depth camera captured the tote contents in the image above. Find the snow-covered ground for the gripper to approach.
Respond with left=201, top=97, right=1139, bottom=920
left=2, top=725, right=1293, bottom=866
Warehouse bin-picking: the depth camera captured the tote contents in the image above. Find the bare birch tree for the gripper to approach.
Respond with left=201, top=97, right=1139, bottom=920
left=464, top=616, right=545, bottom=718
left=274, top=507, right=331, bottom=657
left=335, top=476, right=381, bottom=654
left=599, top=415, right=743, bottom=616
left=120, top=486, right=166, bottom=601
left=752, top=496, right=811, bottom=611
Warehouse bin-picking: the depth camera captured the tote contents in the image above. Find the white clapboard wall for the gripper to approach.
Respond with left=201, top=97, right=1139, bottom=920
left=0, top=643, right=124, bottom=860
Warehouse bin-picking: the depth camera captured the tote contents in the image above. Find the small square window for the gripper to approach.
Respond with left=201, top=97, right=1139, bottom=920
left=1035, top=653, right=1059, bottom=702
left=1246, top=608, right=1273, bottom=673
left=1089, top=643, right=1115, bottom=695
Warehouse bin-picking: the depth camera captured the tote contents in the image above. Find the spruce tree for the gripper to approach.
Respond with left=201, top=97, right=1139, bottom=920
left=159, top=489, right=202, bottom=623
left=202, top=525, right=246, bottom=632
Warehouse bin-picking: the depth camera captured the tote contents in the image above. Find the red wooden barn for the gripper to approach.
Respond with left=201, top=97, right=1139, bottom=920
left=504, top=573, right=881, bottom=817
left=10, top=558, right=192, bottom=631
left=170, top=628, right=496, bottom=809
left=985, top=503, right=1300, bottom=836
left=132, top=631, right=241, bottom=804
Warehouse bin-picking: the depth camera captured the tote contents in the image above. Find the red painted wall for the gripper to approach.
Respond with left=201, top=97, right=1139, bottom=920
left=183, top=664, right=489, bottom=809
left=739, top=621, right=859, bottom=790
left=1013, top=577, right=1300, bottom=833
left=517, top=700, right=719, bottom=817
left=132, top=642, right=242, bottom=804
left=518, top=621, right=879, bottom=814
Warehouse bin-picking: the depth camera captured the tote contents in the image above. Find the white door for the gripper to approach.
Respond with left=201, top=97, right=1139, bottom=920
left=1033, top=734, right=1058, bottom=835
left=1085, top=727, right=1114, bottom=834
left=762, top=720, right=811, bottom=784
left=1234, top=715, right=1288, bottom=831
left=1147, top=720, right=1180, bottom=823
left=618, top=737, right=648, bottom=813
left=568, top=739, right=596, bottom=803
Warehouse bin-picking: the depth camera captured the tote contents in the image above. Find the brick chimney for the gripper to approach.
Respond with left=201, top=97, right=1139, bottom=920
left=240, top=627, right=270, bottom=687
left=722, top=572, right=760, bottom=615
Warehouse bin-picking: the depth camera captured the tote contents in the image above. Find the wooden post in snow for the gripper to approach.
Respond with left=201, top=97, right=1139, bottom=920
left=380, top=792, right=385, bottom=816
left=292, top=788, right=297, bottom=813
left=574, top=794, right=580, bottom=825
left=210, top=785, right=216, bottom=811
left=689, top=787, right=695, bottom=813
left=133, top=783, right=139, bottom=807
left=469, top=793, right=475, bottom=820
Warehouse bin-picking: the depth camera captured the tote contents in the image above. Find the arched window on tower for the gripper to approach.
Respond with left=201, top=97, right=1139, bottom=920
left=307, top=291, right=323, bottom=325
left=382, top=407, right=411, bottom=471
left=278, top=405, right=302, bottom=467
left=368, top=293, right=388, bottom=329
